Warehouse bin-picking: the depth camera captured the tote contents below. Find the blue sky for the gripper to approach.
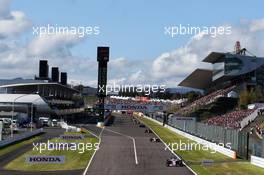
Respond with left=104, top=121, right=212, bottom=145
left=0, top=0, right=263, bottom=87
left=11, top=0, right=263, bottom=59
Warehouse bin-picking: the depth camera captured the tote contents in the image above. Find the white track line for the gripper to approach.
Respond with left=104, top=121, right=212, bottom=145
left=104, top=128, right=139, bottom=165
left=83, top=127, right=104, bottom=175
left=85, top=128, right=100, bottom=139
left=137, top=116, right=198, bottom=175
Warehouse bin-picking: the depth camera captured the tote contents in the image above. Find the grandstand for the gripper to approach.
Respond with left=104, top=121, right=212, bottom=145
left=177, top=42, right=264, bottom=127
left=178, top=85, right=236, bottom=115
left=204, top=109, right=255, bottom=129
left=256, top=122, right=264, bottom=135
left=0, top=60, right=84, bottom=124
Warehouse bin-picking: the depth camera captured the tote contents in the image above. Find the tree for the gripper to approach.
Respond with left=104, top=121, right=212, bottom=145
left=239, top=90, right=249, bottom=109
left=239, top=87, right=264, bottom=109
left=254, top=87, right=264, bottom=103
left=186, top=91, right=199, bottom=102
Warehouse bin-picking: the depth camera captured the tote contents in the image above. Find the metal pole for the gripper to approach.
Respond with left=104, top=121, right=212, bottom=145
left=11, top=95, right=25, bottom=138
left=11, top=100, right=15, bottom=138
left=11, top=94, right=36, bottom=137
left=31, top=104, right=33, bottom=132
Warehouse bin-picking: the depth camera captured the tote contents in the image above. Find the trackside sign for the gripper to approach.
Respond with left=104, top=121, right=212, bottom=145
left=60, top=134, right=84, bottom=140
left=201, top=159, right=214, bottom=166
left=105, top=104, right=165, bottom=112
left=26, top=156, right=65, bottom=164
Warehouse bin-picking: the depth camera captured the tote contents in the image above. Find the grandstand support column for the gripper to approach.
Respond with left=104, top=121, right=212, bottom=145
left=246, top=132, right=250, bottom=160
left=223, top=128, right=227, bottom=145
left=96, top=46, right=109, bottom=127
left=194, top=121, right=197, bottom=134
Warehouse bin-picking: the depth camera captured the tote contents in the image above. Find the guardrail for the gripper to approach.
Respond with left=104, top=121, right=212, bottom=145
left=58, top=122, right=81, bottom=132
left=240, top=109, right=258, bottom=129
left=55, top=108, right=85, bottom=115
left=251, top=155, right=264, bottom=168
left=0, top=128, right=44, bottom=148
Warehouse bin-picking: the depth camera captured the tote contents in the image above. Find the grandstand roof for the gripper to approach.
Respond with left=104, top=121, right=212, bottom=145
left=0, top=78, right=44, bottom=86
left=203, top=52, right=225, bottom=63
left=0, top=82, right=79, bottom=93
left=0, top=94, right=47, bottom=105
left=178, top=69, right=212, bottom=89
left=180, top=51, right=264, bottom=90
left=0, top=94, right=52, bottom=114
left=202, top=52, right=226, bottom=63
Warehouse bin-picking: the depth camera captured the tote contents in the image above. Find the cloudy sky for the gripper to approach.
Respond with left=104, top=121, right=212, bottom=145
left=0, top=0, right=264, bottom=87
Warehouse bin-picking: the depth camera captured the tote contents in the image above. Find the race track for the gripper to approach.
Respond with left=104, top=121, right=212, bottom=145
left=84, top=113, right=194, bottom=175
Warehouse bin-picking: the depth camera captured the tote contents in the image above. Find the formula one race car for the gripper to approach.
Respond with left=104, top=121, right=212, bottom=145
left=166, top=157, right=184, bottom=167
left=145, top=129, right=153, bottom=133
left=139, top=124, right=145, bottom=128
left=150, top=137, right=161, bottom=142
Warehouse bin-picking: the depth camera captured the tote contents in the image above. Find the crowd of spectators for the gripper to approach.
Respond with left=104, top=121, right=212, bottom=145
left=258, top=108, right=264, bottom=116
left=255, top=121, right=264, bottom=135
left=178, top=85, right=236, bottom=114
left=204, top=109, right=254, bottom=129
left=105, top=96, right=174, bottom=107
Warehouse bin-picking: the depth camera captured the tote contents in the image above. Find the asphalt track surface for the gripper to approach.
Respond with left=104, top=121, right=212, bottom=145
left=84, top=114, right=194, bottom=175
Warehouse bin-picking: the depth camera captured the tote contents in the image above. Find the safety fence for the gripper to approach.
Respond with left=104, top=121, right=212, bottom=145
left=152, top=114, right=250, bottom=159
left=0, top=128, right=43, bottom=148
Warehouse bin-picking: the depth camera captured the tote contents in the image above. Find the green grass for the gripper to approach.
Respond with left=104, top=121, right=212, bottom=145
left=191, top=162, right=264, bottom=175
left=4, top=130, right=99, bottom=171
left=0, top=136, right=41, bottom=157
left=84, top=95, right=97, bottom=106
left=138, top=116, right=264, bottom=175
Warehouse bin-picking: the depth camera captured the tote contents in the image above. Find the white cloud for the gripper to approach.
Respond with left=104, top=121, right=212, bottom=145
left=147, top=21, right=264, bottom=87
left=249, top=18, right=264, bottom=32
left=108, top=78, right=126, bottom=86
left=0, top=0, right=31, bottom=38
left=151, top=46, right=200, bottom=79
left=128, top=70, right=145, bottom=82
left=109, top=57, right=128, bottom=69
left=27, top=34, right=83, bottom=56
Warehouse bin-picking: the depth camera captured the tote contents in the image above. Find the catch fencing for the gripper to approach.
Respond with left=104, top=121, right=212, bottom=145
left=152, top=114, right=249, bottom=159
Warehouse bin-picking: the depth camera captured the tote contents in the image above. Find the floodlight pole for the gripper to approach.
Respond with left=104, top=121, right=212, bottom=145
left=11, top=94, right=30, bottom=138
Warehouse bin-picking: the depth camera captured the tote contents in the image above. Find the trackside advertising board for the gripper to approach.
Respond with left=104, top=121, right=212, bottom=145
left=105, top=104, right=165, bottom=112
left=174, top=117, right=196, bottom=121
left=60, top=134, right=84, bottom=140
left=26, top=156, right=65, bottom=164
